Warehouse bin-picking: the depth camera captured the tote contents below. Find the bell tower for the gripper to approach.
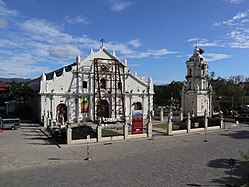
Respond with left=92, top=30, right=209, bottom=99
left=181, top=47, right=212, bottom=116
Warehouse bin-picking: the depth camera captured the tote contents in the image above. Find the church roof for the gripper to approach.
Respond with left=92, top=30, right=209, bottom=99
left=43, top=47, right=126, bottom=81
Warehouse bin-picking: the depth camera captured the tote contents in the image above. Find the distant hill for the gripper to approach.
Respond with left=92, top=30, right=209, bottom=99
left=0, top=77, right=31, bottom=83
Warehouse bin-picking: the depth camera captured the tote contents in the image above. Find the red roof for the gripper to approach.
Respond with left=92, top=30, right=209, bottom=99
left=0, top=82, right=10, bottom=91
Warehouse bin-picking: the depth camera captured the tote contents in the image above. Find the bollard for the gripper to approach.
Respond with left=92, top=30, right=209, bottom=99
left=220, top=111, right=224, bottom=129
left=147, top=122, right=152, bottom=138
left=160, top=109, right=164, bottom=121
left=180, top=107, right=183, bottom=121
left=187, top=113, right=191, bottom=133
left=67, top=124, right=72, bottom=144
left=84, top=135, right=92, bottom=160
left=97, top=124, right=102, bottom=142
left=123, top=123, right=128, bottom=139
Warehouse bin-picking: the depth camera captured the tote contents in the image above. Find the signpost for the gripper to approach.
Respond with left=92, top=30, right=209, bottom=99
left=132, top=110, right=143, bottom=134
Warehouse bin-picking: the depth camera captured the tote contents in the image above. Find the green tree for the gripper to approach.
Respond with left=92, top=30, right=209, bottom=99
left=154, top=81, right=184, bottom=108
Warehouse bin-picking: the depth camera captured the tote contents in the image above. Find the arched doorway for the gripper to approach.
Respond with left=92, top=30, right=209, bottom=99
left=134, top=102, right=142, bottom=110
left=97, top=100, right=110, bottom=118
left=56, top=104, right=67, bottom=124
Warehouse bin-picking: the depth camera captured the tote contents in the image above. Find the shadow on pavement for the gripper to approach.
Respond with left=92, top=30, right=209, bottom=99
left=207, top=158, right=249, bottom=186
left=219, top=130, right=249, bottom=140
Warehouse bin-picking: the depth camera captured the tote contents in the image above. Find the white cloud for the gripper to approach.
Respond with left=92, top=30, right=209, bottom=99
left=212, top=10, right=249, bottom=48
left=0, top=0, right=20, bottom=17
left=187, top=38, right=225, bottom=47
left=0, top=18, right=8, bottom=29
left=213, top=10, right=249, bottom=26
left=223, top=0, right=245, bottom=3
left=108, top=0, right=132, bottom=12
left=227, top=29, right=249, bottom=48
left=205, top=53, right=231, bottom=62
left=20, top=19, right=72, bottom=43
left=128, top=39, right=141, bottom=48
left=0, top=2, right=177, bottom=78
left=49, top=45, right=82, bottom=58
left=65, top=15, right=90, bottom=25
left=123, top=48, right=177, bottom=59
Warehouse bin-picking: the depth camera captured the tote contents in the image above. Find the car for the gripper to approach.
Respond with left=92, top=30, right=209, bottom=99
left=0, top=117, right=20, bottom=130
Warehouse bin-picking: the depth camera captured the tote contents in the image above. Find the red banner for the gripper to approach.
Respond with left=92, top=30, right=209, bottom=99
left=81, top=97, right=89, bottom=113
left=132, top=110, right=143, bottom=134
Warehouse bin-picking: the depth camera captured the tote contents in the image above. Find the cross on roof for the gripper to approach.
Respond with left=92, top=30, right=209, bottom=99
left=195, top=40, right=199, bottom=48
left=100, top=38, right=105, bottom=48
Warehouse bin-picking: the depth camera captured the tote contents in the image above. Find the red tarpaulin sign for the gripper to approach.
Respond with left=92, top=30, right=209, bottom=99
left=81, top=97, right=89, bottom=113
left=132, top=110, right=143, bottom=134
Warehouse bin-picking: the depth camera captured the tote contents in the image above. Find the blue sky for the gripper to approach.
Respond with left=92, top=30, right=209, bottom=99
left=0, top=0, right=249, bottom=84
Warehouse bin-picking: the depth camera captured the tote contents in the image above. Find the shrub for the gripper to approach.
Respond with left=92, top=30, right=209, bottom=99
left=72, top=125, right=97, bottom=140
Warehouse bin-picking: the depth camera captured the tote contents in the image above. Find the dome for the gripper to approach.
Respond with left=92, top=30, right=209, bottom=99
left=193, top=47, right=200, bottom=56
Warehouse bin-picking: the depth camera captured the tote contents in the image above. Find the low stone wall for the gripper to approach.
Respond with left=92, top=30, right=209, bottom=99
left=67, top=122, right=152, bottom=145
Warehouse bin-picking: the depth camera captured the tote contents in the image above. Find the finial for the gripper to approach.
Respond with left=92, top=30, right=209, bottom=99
left=112, top=50, right=116, bottom=56
left=123, top=58, right=127, bottom=66
left=89, top=48, right=93, bottom=55
left=148, top=76, right=152, bottom=83
left=76, top=55, right=81, bottom=64
left=41, top=73, right=46, bottom=81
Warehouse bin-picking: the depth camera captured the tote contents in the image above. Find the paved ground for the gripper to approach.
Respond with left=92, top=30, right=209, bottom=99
left=0, top=123, right=249, bottom=186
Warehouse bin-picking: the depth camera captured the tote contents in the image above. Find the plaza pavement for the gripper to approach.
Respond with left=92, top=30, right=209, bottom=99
left=0, top=122, right=249, bottom=186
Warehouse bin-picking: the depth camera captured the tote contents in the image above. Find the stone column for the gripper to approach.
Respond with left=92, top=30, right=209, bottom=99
left=167, top=112, right=173, bottom=135
left=187, top=112, right=191, bottom=133
left=147, top=114, right=152, bottom=138
left=180, top=107, right=183, bottom=121
left=44, top=116, right=48, bottom=129
left=151, top=110, right=154, bottom=117
left=67, top=124, right=72, bottom=144
left=97, top=120, right=102, bottom=142
left=123, top=122, right=128, bottom=139
left=160, top=108, right=164, bottom=121
left=220, top=111, right=224, bottom=129
left=204, top=111, right=208, bottom=129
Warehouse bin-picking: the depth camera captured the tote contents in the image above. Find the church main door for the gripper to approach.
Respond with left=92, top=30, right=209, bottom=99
left=56, top=104, right=67, bottom=124
left=97, top=100, right=110, bottom=118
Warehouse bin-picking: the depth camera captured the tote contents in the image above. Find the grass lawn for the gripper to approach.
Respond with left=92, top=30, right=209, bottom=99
left=102, top=129, right=123, bottom=137
left=153, top=123, right=182, bottom=130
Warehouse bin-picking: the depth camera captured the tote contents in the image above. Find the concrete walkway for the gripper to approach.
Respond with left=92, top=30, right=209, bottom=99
left=1, top=123, right=249, bottom=186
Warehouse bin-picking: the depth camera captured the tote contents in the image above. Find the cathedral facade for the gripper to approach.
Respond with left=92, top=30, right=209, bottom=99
left=29, top=47, right=154, bottom=125
left=181, top=47, right=212, bottom=117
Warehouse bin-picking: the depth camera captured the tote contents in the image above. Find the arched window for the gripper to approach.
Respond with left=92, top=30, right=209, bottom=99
left=134, top=102, right=142, bottom=110
left=56, top=104, right=67, bottom=123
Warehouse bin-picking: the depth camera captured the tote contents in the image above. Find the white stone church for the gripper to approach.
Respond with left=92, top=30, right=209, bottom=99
left=181, top=47, right=212, bottom=117
left=29, top=47, right=154, bottom=125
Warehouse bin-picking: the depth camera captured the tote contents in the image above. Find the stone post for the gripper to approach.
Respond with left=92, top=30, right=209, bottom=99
left=160, top=108, right=164, bottom=121
left=151, top=110, right=154, bottom=117
left=123, top=122, right=128, bottom=139
left=220, top=111, right=224, bottom=129
left=67, top=124, right=72, bottom=144
left=147, top=114, right=152, bottom=138
left=44, top=117, right=48, bottom=129
left=97, top=120, right=102, bottom=142
left=167, top=111, right=173, bottom=135
left=187, top=112, right=191, bottom=133
left=204, top=111, right=208, bottom=129
left=180, top=107, right=183, bottom=121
